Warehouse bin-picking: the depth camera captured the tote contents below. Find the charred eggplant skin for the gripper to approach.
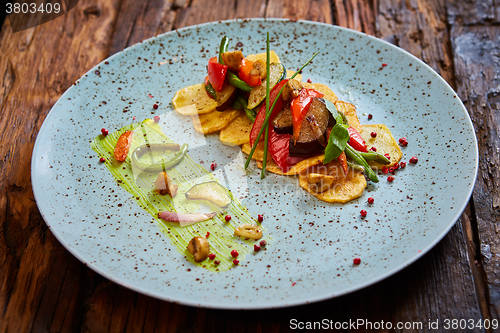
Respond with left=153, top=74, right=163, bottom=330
left=288, top=98, right=330, bottom=157
left=273, top=107, right=293, bottom=134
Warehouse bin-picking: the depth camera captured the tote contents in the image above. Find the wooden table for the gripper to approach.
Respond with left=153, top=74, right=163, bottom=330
left=1, top=0, right=498, bottom=331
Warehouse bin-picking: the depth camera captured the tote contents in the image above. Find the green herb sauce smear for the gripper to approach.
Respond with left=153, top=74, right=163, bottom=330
left=91, top=119, right=262, bottom=271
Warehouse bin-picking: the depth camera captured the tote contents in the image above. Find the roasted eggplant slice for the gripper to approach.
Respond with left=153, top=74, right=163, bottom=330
left=289, top=98, right=330, bottom=156
left=273, top=107, right=293, bottom=134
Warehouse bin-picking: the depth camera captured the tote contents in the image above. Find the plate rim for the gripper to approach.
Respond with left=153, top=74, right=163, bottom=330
left=31, top=18, right=479, bottom=309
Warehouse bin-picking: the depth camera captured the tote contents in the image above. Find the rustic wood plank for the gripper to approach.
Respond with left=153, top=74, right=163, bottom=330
left=332, top=0, right=484, bottom=321
left=0, top=0, right=493, bottom=331
left=448, top=1, right=500, bottom=318
left=174, top=0, right=238, bottom=28
left=266, top=0, right=333, bottom=23
left=375, top=0, right=455, bottom=85
left=0, top=0, right=121, bottom=331
left=333, top=0, right=376, bottom=35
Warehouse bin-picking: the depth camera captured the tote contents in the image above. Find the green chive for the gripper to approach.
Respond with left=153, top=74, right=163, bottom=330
left=244, top=51, right=319, bottom=170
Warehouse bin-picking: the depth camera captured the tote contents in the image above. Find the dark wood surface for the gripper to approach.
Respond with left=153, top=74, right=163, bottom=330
left=0, top=0, right=498, bottom=331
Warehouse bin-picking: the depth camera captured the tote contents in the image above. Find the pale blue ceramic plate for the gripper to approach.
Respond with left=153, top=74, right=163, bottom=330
left=31, top=19, right=478, bottom=309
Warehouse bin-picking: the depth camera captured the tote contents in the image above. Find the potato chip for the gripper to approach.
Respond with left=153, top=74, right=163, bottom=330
left=360, top=124, right=402, bottom=168
left=241, top=142, right=269, bottom=162
left=172, top=83, right=216, bottom=115
left=334, top=101, right=361, bottom=132
left=246, top=51, right=280, bottom=64
left=286, top=70, right=302, bottom=81
left=302, top=82, right=338, bottom=104
left=192, top=110, right=240, bottom=135
left=219, top=113, right=253, bottom=146
left=262, top=155, right=325, bottom=176
left=299, top=168, right=367, bottom=203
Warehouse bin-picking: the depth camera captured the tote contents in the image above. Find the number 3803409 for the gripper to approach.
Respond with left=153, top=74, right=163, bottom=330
left=6, top=2, right=61, bottom=14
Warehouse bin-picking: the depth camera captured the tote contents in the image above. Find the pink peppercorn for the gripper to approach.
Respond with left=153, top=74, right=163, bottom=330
left=399, top=137, right=408, bottom=146
left=370, top=131, right=377, bottom=138
left=382, top=166, right=389, bottom=174
left=370, top=147, right=377, bottom=152
left=257, top=214, right=264, bottom=222
left=409, top=156, right=418, bottom=164
left=360, top=209, right=367, bottom=217
left=387, top=176, right=394, bottom=182
left=367, top=197, right=374, bottom=204
left=214, top=260, right=220, bottom=265
left=353, top=258, right=361, bottom=265
left=368, top=114, right=373, bottom=120
left=307, top=78, right=312, bottom=83
left=254, top=244, right=261, bottom=252
left=153, top=115, right=160, bottom=123
left=393, top=162, right=400, bottom=170
left=153, top=103, right=158, bottom=110
left=400, top=162, right=406, bottom=168
left=382, top=63, right=387, bottom=67
left=233, top=259, right=239, bottom=265
left=259, top=240, right=267, bottom=247
left=205, top=232, right=210, bottom=238
left=99, top=157, right=106, bottom=163
left=210, top=163, right=216, bottom=171
left=388, top=167, right=395, bottom=174
left=225, top=215, right=231, bottom=222
left=230, top=250, right=239, bottom=258
left=208, top=253, right=216, bottom=260
left=101, top=128, right=108, bottom=136
left=384, top=153, right=391, bottom=160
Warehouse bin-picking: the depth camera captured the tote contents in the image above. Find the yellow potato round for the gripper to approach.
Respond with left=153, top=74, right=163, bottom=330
left=245, top=51, right=280, bottom=64
left=172, top=83, right=216, bottom=115
left=241, top=142, right=268, bottom=162
left=335, top=101, right=361, bottom=132
left=360, top=124, right=402, bottom=168
left=192, top=110, right=240, bottom=135
left=286, top=70, right=302, bottom=81
left=219, top=113, right=253, bottom=146
left=262, top=155, right=325, bottom=176
left=302, top=82, right=338, bottom=104
left=299, top=168, right=367, bottom=203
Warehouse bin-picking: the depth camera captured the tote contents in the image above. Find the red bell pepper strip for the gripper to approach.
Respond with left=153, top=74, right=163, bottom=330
left=238, top=58, right=261, bottom=87
left=347, top=126, right=368, bottom=152
left=267, top=128, right=305, bottom=172
left=114, top=130, right=133, bottom=162
left=268, top=129, right=292, bottom=171
left=291, top=88, right=324, bottom=141
left=207, top=57, right=228, bottom=91
left=337, top=151, right=348, bottom=175
left=249, top=79, right=288, bottom=146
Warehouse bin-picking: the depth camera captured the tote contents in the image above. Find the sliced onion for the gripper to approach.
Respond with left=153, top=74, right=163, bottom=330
left=158, top=211, right=216, bottom=226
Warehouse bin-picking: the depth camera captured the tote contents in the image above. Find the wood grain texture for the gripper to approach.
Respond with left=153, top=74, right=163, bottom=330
left=448, top=0, right=500, bottom=319
left=0, top=0, right=497, bottom=331
left=0, top=0, right=121, bottom=331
